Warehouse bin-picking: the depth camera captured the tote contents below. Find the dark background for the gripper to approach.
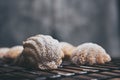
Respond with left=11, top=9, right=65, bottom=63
left=0, top=0, right=119, bottom=58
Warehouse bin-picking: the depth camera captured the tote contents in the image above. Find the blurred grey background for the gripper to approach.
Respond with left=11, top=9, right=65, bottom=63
left=0, top=0, right=119, bottom=58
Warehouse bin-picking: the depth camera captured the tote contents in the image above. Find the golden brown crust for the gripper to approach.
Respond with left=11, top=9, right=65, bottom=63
left=71, top=43, right=111, bottom=65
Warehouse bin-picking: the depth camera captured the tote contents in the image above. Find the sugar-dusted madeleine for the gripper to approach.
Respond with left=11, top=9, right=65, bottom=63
left=15, top=34, right=63, bottom=70
left=71, top=43, right=111, bottom=65
left=3, top=46, right=23, bottom=63
left=60, top=42, right=76, bottom=59
left=0, top=48, right=10, bottom=58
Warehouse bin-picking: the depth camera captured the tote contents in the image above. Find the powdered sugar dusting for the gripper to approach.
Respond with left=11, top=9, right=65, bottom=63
left=20, top=34, right=63, bottom=70
left=71, top=43, right=111, bottom=65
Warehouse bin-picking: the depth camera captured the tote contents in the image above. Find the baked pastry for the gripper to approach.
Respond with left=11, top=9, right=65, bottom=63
left=0, top=48, right=10, bottom=58
left=4, top=46, right=23, bottom=63
left=15, top=34, right=63, bottom=70
left=60, top=42, right=76, bottom=59
left=71, top=43, right=111, bottom=65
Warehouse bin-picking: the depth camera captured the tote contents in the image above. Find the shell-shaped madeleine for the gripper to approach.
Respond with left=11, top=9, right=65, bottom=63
left=71, top=43, right=111, bottom=65
left=15, top=35, right=63, bottom=70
